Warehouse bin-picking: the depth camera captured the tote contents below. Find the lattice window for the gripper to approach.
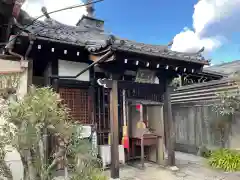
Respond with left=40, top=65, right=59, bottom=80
left=59, top=88, right=90, bottom=124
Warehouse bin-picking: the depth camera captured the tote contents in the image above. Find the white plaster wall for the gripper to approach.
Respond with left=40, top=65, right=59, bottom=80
left=58, top=60, right=90, bottom=81
left=0, top=58, right=28, bottom=180
left=4, top=146, right=24, bottom=180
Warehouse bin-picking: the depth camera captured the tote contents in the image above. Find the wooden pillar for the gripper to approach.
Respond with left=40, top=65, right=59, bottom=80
left=89, top=67, right=96, bottom=125
left=43, top=62, right=52, bottom=86
left=49, top=58, right=59, bottom=91
left=52, top=78, right=59, bottom=93
left=27, top=59, right=33, bottom=92
left=180, top=75, right=184, bottom=86
left=163, top=82, right=175, bottom=166
left=110, top=79, right=120, bottom=179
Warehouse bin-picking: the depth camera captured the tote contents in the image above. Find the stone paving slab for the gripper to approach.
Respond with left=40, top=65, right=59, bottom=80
left=105, top=152, right=240, bottom=180
left=105, top=164, right=177, bottom=180
left=105, top=163, right=240, bottom=180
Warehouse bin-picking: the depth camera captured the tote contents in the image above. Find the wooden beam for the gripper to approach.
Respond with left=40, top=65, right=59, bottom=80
left=110, top=79, right=120, bottom=179
left=97, top=79, right=164, bottom=94
left=163, top=82, right=175, bottom=166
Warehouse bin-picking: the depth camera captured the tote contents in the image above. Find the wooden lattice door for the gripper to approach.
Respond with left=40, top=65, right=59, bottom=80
left=59, top=88, right=90, bottom=124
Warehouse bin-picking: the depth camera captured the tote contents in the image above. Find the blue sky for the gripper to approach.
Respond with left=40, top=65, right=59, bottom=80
left=22, top=0, right=240, bottom=65
left=94, top=0, right=240, bottom=65
left=95, top=0, right=195, bottom=44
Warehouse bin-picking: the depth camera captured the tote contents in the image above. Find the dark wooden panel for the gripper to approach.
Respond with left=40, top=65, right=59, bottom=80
left=95, top=87, right=111, bottom=145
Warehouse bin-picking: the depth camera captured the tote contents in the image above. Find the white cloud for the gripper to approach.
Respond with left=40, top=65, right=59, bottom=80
left=171, top=27, right=221, bottom=53
left=21, top=0, right=87, bottom=26
left=171, top=0, right=240, bottom=54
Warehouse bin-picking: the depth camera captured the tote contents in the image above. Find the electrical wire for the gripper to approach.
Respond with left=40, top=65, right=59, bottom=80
left=0, top=0, right=104, bottom=46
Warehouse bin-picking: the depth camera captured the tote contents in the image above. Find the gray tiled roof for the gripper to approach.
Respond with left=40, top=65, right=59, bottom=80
left=24, top=18, right=111, bottom=51
left=20, top=15, right=209, bottom=65
left=113, top=39, right=208, bottom=64
left=201, top=68, right=227, bottom=77
left=174, top=78, right=234, bottom=91
left=205, top=60, right=240, bottom=75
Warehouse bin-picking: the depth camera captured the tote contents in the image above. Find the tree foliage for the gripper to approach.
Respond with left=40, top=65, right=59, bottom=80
left=0, top=94, right=17, bottom=180
left=210, top=74, right=240, bottom=148
left=213, top=73, right=240, bottom=116
left=0, top=86, right=106, bottom=180
left=171, top=76, right=181, bottom=88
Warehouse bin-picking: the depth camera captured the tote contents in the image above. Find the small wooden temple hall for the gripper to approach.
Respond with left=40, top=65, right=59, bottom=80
left=2, top=0, right=211, bottom=179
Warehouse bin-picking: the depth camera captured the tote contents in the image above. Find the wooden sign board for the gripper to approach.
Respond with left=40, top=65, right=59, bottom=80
left=135, top=69, right=156, bottom=84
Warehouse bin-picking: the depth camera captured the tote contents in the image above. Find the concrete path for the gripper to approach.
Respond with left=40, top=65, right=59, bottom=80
left=105, top=152, right=240, bottom=180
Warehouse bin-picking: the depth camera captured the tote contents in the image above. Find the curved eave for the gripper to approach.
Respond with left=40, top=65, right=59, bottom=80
left=33, top=36, right=86, bottom=48
left=14, top=34, right=86, bottom=50
left=112, top=45, right=209, bottom=66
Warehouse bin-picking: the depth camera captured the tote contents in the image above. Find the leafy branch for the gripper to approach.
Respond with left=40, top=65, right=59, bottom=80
left=0, top=86, right=106, bottom=180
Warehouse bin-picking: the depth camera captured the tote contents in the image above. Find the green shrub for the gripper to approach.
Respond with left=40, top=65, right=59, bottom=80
left=208, top=149, right=240, bottom=172
left=70, top=167, right=108, bottom=180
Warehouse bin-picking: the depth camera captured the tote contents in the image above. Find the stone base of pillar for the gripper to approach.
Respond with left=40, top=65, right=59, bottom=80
left=169, top=166, right=179, bottom=171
